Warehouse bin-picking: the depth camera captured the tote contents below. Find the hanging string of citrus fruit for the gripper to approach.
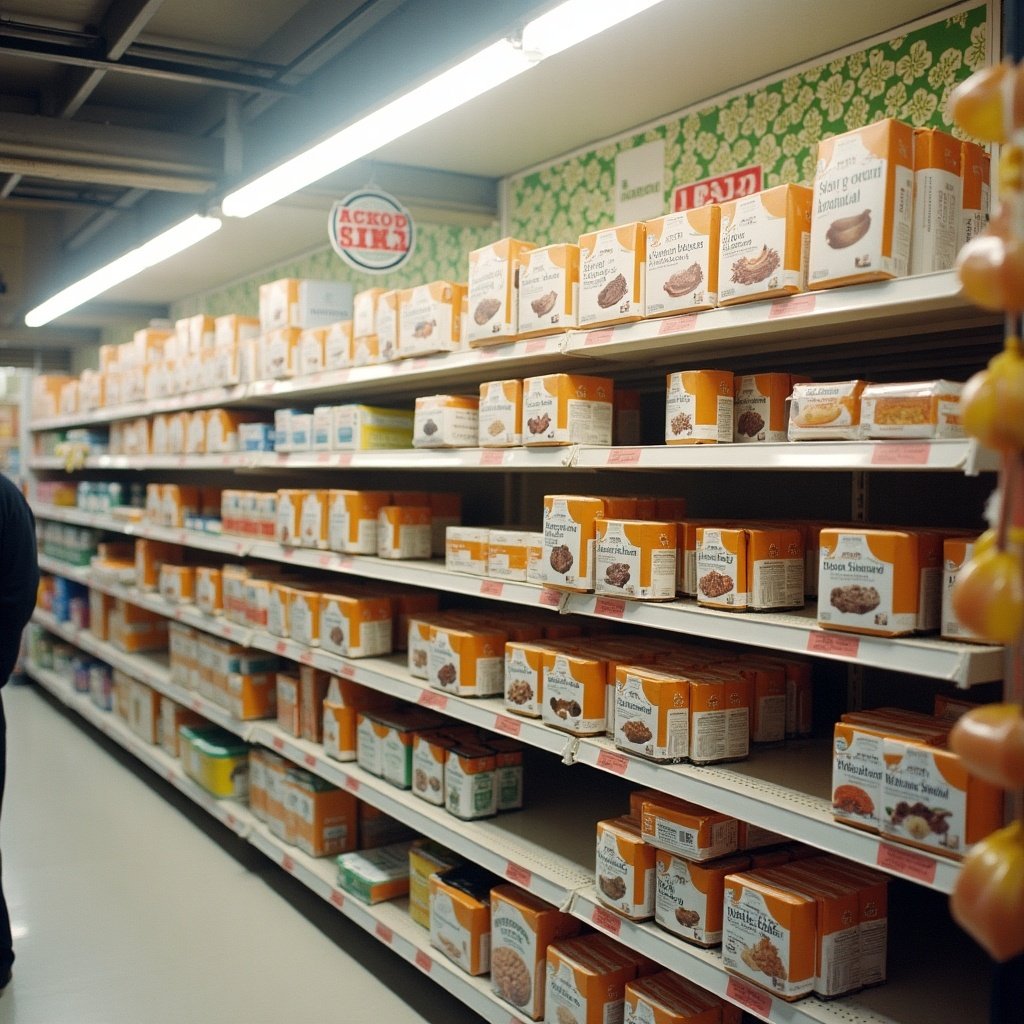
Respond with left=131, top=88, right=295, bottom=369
left=945, top=61, right=1024, bottom=964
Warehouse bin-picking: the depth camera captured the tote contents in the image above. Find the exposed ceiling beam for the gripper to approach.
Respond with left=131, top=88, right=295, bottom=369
left=56, top=0, right=167, bottom=118
left=0, top=156, right=212, bottom=193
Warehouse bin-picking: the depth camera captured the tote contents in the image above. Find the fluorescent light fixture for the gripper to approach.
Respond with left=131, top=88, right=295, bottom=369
left=25, top=214, right=222, bottom=328
left=221, top=0, right=669, bottom=219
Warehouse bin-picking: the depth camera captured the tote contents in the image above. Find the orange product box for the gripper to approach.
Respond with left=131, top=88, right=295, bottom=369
left=275, top=489, right=306, bottom=546
left=227, top=671, right=277, bottom=720
left=354, top=287, right=387, bottom=340
left=185, top=410, right=207, bottom=455
left=262, top=751, right=291, bottom=839
left=288, top=588, right=321, bottom=646
left=934, top=693, right=983, bottom=722
left=409, top=839, right=463, bottom=928
left=411, top=731, right=456, bottom=805
left=444, top=744, right=497, bottom=820
left=243, top=577, right=273, bottom=630
left=720, top=656, right=788, bottom=744
left=158, top=697, right=205, bottom=758
left=193, top=566, right=221, bottom=618
left=134, top=326, right=173, bottom=365
left=412, top=394, right=479, bottom=448
left=624, top=972, right=725, bottom=1024
left=542, top=648, right=607, bottom=735
left=298, top=489, right=329, bottom=549
left=377, top=505, right=432, bottom=560
left=613, top=387, right=642, bottom=446
left=734, top=373, right=805, bottom=443
left=58, top=379, right=79, bottom=415
left=319, top=591, right=393, bottom=659
left=809, top=118, right=914, bottom=290
left=373, top=290, right=400, bottom=361
left=362, top=584, right=438, bottom=652
left=655, top=849, right=750, bottom=947
left=596, top=519, right=677, bottom=601
left=723, top=870, right=818, bottom=1000
left=490, top=885, right=581, bottom=1020
left=614, top=664, right=690, bottom=762
left=718, top=184, right=811, bottom=305
left=467, top=237, right=537, bottom=345
left=248, top=749, right=268, bottom=821
left=266, top=581, right=298, bottom=638
left=788, top=379, right=869, bottom=440
left=541, top=494, right=606, bottom=591
left=504, top=640, right=555, bottom=718
left=665, top=369, right=734, bottom=445
left=478, top=378, right=523, bottom=448
left=596, top=816, right=658, bottom=920
left=135, top=539, right=184, bottom=591
left=578, top=222, right=646, bottom=328
left=517, top=242, right=579, bottom=338
left=258, top=277, right=352, bottom=333
left=214, top=314, right=260, bottom=349
left=89, top=589, right=115, bottom=641
left=296, top=326, right=327, bottom=376
left=276, top=672, right=300, bottom=736
left=326, top=489, right=390, bottom=555
left=282, top=768, right=358, bottom=857
left=545, top=934, right=638, bottom=1024
left=960, top=140, right=991, bottom=249
left=205, top=409, right=264, bottom=452
left=881, top=738, right=1003, bottom=859
left=182, top=313, right=216, bottom=354
left=398, top=280, right=464, bottom=357
left=860, top=379, right=963, bottom=440
left=487, top=528, right=531, bottom=582
left=646, top=206, right=721, bottom=316
left=640, top=795, right=739, bottom=861
left=165, top=410, right=191, bottom=454
left=323, top=675, right=395, bottom=762
left=428, top=623, right=507, bottom=698
left=910, top=128, right=963, bottom=275
left=322, top=320, right=354, bottom=370
left=158, top=564, right=195, bottom=605
left=445, top=526, right=489, bottom=576
left=161, top=483, right=201, bottom=527
left=694, top=526, right=748, bottom=610
left=407, top=612, right=460, bottom=678
left=127, top=679, right=161, bottom=744
left=818, top=528, right=919, bottom=636
left=298, top=665, right=330, bottom=743
left=429, top=866, right=496, bottom=975
left=688, top=673, right=751, bottom=765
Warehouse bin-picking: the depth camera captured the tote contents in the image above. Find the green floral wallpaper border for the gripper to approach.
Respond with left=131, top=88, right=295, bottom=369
left=507, top=2, right=991, bottom=245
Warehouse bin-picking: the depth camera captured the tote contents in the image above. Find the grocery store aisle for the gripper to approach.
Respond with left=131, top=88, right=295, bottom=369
left=0, top=684, right=481, bottom=1024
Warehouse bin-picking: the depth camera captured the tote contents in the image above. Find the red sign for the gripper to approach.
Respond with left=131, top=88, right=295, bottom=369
left=877, top=842, right=938, bottom=884
left=328, top=189, right=415, bottom=273
left=505, top=863, right=533, bottom=887
left=806, top=631, right=861, bottom=658
left=597, top=749, right=630, bottom=775
left=480, top=580, right=504, bottom=597
left=375, top=922, right=394, bottom=944
left=871, top=443, right=932, bottom=466
left=418, top=689, right=448, bottom=711
left=594, top=597, right=626, bottom=619
left=495, top=715, right=522, bottom=737
left=769, top=293, right=817, bottom=318
left=725, top=977, right=773, bottom=1018
left=591, top=905, right=622, bottom=936
left=674, top=165, right=762, bottom=211
left=415, top=950, right=432, bottom=973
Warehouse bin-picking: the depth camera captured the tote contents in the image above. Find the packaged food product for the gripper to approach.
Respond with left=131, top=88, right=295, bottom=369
left=429, top=865, right=498, bottom=975
left=398, top=280, right=464, bottom=357
left=542, top=648, right=607, bottom=735
left=275, top=489, right=305, bottom=545
left=490, top=885, right=581, bottom=1019
left=942, top=535, right=986, bottom=642
left=411, top=732, right=455, bottom=805
left=159, top=564, right=195, bottom=604
left=654, top=850, right=750, bottom=947
left=808, top=119, right=915, bottom=290
left=332, top=404, right=414, bottom=450
left=910, top=128, right=963, bottom=275
left=788, top=379, right=869, bottom=440
left=694, top=527, right=747, bottom=610
left=159, top=697, right=205, bottom=758
left=413, top=394, right=479, bottom=448
left=718, top=184, right=811, bottom=305
left=179, top=725, right=249, bottom=800
left=596, top=816, right=658, bottom=920
left=723, top=870, right=817, bottom=1000
left=478, top=379, right=523, bottom=447
left=517, top=243, right=579, bottom=337
left=409, top=839, right=463, bottom=930
left=578, top=222, right=646, bottom=327
left=324, top=320, right=354, bottom=370
left=646, top=206, right=721, bottom=316
left=262, top=751, right=290, bottom=838
left=282, top=768, right=358, bottom=857
left=525, top=531, right=545, bottom=585
left=258, top=277, right=353, bottom=332
left=288, top=588, right=321, bottom=646
left=327, top=489, right=390, bottom=554
left=488, top=736, right=524, bottom=811
left=545, top=934, right=638, bottom=1024
left=504, top=640, right=552, bottom=718
left=429, top=622, right=507, bottom=698
left=624, top=972, right=730, bottom=1024
left=596, top=519, right=677, bottom=601
left=354, top=288, right=387, bottom=340
left=487, top=528, right=531, bottom=581
left=297, top=665, right=330, bottom=742
left=860, top=380, right=963, bottom=439
left=444, top=744, right=497, bottom=819
left=818, top=528, right=919, bottom=636
left=374, top=710, right=444, bottom=789
left=467, top=237, right=536, bottom=345
left=640, top=795, right=738, bottom=862
left=377, top=505, right=432, bottom=560
left=960, top=140, right=991, bottom=249
left=297, top=489, right=328, bottom=549
left=665, top=370, right=733, bottom=445
left=319, top=592, right=393, bottom=658
left=521, top=373, right=613, bottom=446
left=263, top=327, right=302, bottom=378
left=614, top=665, right=690, bottom=762
left=734, top=373, right=804, bottom=443
left=541, top=494, right=606, bottom=592
left=336, top=841, right=413, bottom=904
left=374, top=290, right=400, bottom=361
left=445, top=526, right=489, bottom=575
left=688, top=674, right=751, bottom=765
left=722, top=657, right=788, bottom=745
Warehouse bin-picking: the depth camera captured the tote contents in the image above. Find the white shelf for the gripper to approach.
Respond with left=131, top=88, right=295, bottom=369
left=563, top=270, right=995, bottom=364
left=573, top=439, right=999, bottom=475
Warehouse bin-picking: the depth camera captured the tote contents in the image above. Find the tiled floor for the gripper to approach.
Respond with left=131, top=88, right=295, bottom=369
left=0, top=683, right=483, bottom=1024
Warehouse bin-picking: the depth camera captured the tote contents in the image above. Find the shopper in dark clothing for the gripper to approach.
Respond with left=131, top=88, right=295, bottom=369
left=0, top=473, right=39, bottom=990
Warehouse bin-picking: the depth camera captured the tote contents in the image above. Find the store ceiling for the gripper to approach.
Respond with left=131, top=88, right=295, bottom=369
left=0, top=0, right=967, bottom=349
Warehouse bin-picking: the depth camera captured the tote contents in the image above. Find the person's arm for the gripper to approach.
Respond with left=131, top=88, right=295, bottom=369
left=0, top=476, right=40, bottom=683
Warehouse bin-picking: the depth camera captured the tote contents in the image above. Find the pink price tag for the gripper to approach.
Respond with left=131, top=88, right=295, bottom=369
left=272, top=736, right=285, bottom=751
left=769, top=293, right=817, bottom=318
left=806, top=631, right=861, bottom=658
left=591, top=906, right=622, bottom=936
left=304, top=754, right=317, bottom=769
left=597, top=749, right=630, bottom=775
left=276, top=641, right=287, bottom=655
left=876, top=842, right=938, bottom=884
left=726, top=977, right=773, bottom=1018
left=607, top=447, right=641, bottom=465
left=495, top=715, right=522, bottom=737
left=525, top=337, right=550, bottom=353
left=190, top=698, right=203, bottom=712
left=584, top=327, right=615, bottom=347
left=341, top=663, right=356, bottom=679
left=657, top=313, right=698, bottom=334
left=316, top=452, right=331, bottom=463
left=318, top=554, right=334, bottom=567
left=870, top=442, right=932, bottom=466
left=226, top=813, right=237, bottom=828
left=418, top=689, right=448, bottom=711
left=344, top=776, right=360, bottom=793
left=538, top=588, right=562, bottom=608
left=415, top=950, right=432, bottom=973
left=281, top=855, right=295, bottom=873
left=299, top=651, right=314, bottom=665
left=480, top=580, right=504, bottom=597
left=505, top=863, right=532, bottom=887
left=337, top=453, right=353, bottom=467
left=375, top=923, right=393, bottom=944
left=479, top=450, right=506, bottom=466
left=330, top=890, right=345, bottom=909
left=594, top=597, right=626, bottom=619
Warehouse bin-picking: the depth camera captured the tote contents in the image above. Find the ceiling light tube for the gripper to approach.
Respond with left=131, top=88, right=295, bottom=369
left=25, top=214, right=222, bottom=328
left=521, top=0, right=669, bottom=62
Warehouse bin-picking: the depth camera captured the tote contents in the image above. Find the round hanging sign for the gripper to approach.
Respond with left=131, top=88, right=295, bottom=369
left=328, top=189, right=415, bottom=274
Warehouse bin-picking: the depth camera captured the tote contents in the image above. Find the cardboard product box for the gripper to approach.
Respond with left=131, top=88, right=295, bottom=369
left=578, top=222, right=646, bottom=328
left=860, top=379, right=963, bottom=440
left=596, top=519, right=677, bottom=601
left=276, top=671, right=301, bottom=736
left=428, top=623, right=507, bottom=698
left=734, top=373, right=804, bottom=443
left=398, top=280, right=464, bottom=357
left=336, top=841, right=414, bottom=904
left=640, top=794, right=739, bottom=861
left=319, top=591, right=393, bottom=659
left=646, top=206, right=721, bottom=315
left=654, top=849, right=751, bottom=947
left=545, top=935, right=638, bottom=1024
left=596, top=816, right=658, bottom=920
left=467, top=237, right=536, bottom=345
left=445, top=526, right=489, bottom=576
left=127, top=679, right=161, bottom=745
left=259, top=278, right=353, bottom=332
left=413, top=394, right=479, bottom=448
left=324, top=320, right=354, bottom=370
left=354, top=288, right=387, bottom=340
left=409, top=839, right=464, bottom=930
left=332, top=405, right=414, bottom=450
left=179, top=725, right=249, bottom=800
left=327, top=489, right=391, bottom=554
left=377, top=505, right=432, bottom=560
left=541, top=494, right=606, bottom=592
left=373, top=291, right=400, bottom=361
left=478, top=379, right=523, bottom=448
left=445, top=744, right=498, bottom=820
left=429, top=865, right=500, bottom=975
left=666, top=369, right=734, bottom=445
left=521, top=373, right=613, bottom=446
left=296, top=326, right=327, bottom=376
left=788, top=379, right=869, bottom=441
left=282, top=768, right=359, bottom=857
left=960, top=140, right=991, bottom=250
left=298, top=665, right=331, bottom=742
left=910, top=128, right=963, bottom=275
left=517, top=243, right=579, bottom=337
left=157, top=697, right=206, bottom=758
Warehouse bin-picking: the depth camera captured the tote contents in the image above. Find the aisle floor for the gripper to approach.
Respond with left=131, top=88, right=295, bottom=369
left=0, top=683, right=485, bottom=1024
